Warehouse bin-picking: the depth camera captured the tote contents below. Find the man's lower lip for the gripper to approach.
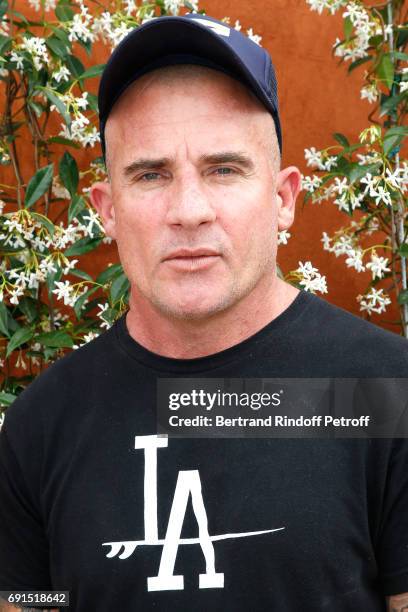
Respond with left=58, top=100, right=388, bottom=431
left=164, top=255, right=220, bottom=270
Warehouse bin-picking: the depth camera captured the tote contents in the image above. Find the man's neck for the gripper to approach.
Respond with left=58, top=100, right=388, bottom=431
left=125, top=278, right=300, bottom=359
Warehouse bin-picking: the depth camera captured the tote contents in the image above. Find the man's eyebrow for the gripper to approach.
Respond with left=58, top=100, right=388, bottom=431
left=123, top=157, right=171, bottom=178
left=122, top=151, right=255, bottom=178
left=198, top=151, right=255, bottom=171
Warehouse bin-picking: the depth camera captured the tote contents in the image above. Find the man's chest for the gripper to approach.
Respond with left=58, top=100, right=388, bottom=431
left=41, top=430, right=383, bottom=611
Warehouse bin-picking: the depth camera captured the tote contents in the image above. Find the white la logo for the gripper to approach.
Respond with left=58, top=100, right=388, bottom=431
left=103, top=435, right=285, bottom=591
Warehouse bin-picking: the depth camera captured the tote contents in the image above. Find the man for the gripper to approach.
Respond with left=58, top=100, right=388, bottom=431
left=1, top=13, right=408, bottom=612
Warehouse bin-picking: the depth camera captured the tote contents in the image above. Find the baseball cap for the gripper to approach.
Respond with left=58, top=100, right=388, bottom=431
left=98, top=13, right=282, bottom=159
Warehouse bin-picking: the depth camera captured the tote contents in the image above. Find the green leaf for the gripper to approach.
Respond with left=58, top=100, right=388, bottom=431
left=333, top=133, right=350, bottom=148
left=96, top=263, right=123, bottom=285
left=6, top=327, right=34, bottom=357
left=10, top=9, right=28, bottom=24
left=110, top=272, right=130, bottom=304
left=0, top=391, right=17, bottom=407
left=397, top=290, right=408, bottom=305
left=70, top=268, right=93, bottom=282
left=79, top=63, right=105, bottom=80
left=24, top=164, right=54, bottom=209
left=343, top=16, right=353, bottom=41
left=59, top=151, right=78, bottom=198
left=39, top=87, right=71, bottom=129
left=0, top=302, right=19, bottom=338
left=86, top=93, right=98, bottom=113
left=30, top=211, right=55, bottom=237
left=65, top=54, right=84, bottom=79
left=398, top=244, right=408, bottom=257
left=64, top=237, right=102, bottom=257
left=393, top=51, right=408, bottom=61
left=0, top=1, right=8, bottom=19
left=0, top=34, right=12, bottom=57
left=74, top=285, right=99, bottom=318
left=18, top=297, right=38, bottom=324
left=46, top=266, right=62, bottom=297
left=47, top=136, right=80, bottom=149
left=48, top=26, right=70, bottom=47
left=35, top=330, right=73, bottom=348
left=29, top=100, right=45, bottom=118
left=380, top=92, right=406, bottom=117
left=55, top=5, right=74, bottom=21
left=376, top=53, right=395, bottom=90
left=350, top=162, right=380, bottom=184
left=383, top=126, right=408, bottom=156
left=68, top=194, right=86, bottom=222
left=77, top=37, right=92, bottom=56
left=46, top=36, right=70, bottom=59
left=348, top=55, right=372, bottom=73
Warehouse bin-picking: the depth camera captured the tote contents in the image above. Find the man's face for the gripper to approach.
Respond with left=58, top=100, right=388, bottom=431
left=92, top=66, right=296, bottom=320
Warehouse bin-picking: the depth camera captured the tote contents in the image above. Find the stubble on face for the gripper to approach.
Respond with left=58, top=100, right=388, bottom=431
left=104, top=65, right=281, bottom=323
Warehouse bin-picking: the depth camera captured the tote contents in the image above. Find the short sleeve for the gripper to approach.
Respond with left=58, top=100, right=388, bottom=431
left=376, top=438, right=408, bottom=595
left=0, top=399, right=52, bottom=591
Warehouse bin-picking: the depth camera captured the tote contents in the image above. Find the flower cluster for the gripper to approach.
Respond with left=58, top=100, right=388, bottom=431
left=334, top=3, right=382, bottom=63
left=296, top=261, right=328, bottom=294
left=306, top=0, right=347, bottom=15
left=357, top=288, right=392, bottom=315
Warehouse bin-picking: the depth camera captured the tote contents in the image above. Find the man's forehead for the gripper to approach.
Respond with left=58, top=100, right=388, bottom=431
left=106, top=64, right=269, bottom=129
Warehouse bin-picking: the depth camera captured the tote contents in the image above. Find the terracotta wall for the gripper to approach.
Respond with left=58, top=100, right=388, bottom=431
left=9, top=1, right=399, bottom=331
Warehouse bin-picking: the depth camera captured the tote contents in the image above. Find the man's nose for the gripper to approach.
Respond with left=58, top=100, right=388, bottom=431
left=165, top=172, right=217, bottom=228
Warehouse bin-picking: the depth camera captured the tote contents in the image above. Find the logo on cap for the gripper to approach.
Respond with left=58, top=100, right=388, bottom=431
left=190, top=17, right=230, bottom=38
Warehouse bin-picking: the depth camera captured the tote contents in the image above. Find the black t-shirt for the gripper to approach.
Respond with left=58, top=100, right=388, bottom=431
left=1, top=291, right=408, bottom=611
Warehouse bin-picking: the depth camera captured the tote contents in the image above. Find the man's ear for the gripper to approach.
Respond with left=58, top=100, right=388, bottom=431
left=89, top=181, right=116, bottom=239
left=275, top=166, right=302, bottom=230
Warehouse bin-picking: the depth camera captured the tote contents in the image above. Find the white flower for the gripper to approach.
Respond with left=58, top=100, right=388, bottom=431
left=28, top=0, right=56, bottom=10
left=307, top=0, right=346, bottom=15
left=10, top=52, right=24, bottom=70
left=52, top=280, right=76, bottom=306
left=68, top=5, right=96, bottom=44
left=246, top=28, right=262, bottom=46
left=164, top=0, right=184, bottom=15
left=62, top=259, right=78, bottom=275
left=371, top=185, right=392, bottom=207
left=83, top=331, right=100, bottom=343
left=360, top=84, right=378, bottom=104
left=9, top=286, right=24, bottom=305
left=345, top=248, right=365, bottom=272
left=52, top=65, right=70, bottom=84
left=296, top=261, right=328, bottom=294
left=80, top=209, right=104, bottom=237
left=321, top=232, right=332, bottom=251
left=400, top=81, right=408, bottom=93
left=366, top=254, right=390, bottom=279
left=304, top=147, right=325, bottom=170
left=301, top=174, right=323, bottom=193
left=323, top=156, right=338, bottom=171
left=357, top=288, right=391, bottom=315
left=39, top=257, right=58, bottom=275
left=20, top=36, right=50, bottom=71
left=277, top=230, right=291, bottom=245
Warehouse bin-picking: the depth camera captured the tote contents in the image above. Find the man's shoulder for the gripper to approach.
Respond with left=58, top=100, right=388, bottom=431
left=3, top=320, right=120, bottom=428
left=294, top=292, right=408, bottom=376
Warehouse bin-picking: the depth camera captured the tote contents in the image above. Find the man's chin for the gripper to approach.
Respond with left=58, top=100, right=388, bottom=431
left=152, top=294, right=234, bottom=322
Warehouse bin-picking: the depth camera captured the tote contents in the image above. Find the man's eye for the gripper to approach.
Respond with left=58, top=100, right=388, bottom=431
left=213, top=167, right=236, bottom=176
left=140, top=172, right=161, bottom=181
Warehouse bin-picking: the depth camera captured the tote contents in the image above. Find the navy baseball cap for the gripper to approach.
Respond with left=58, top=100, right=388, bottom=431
left=98, top=13, right=282, bottom=159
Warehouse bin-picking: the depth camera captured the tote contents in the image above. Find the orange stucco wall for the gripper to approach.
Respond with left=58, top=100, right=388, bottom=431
left=7, top=1, right=400, bottom=331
